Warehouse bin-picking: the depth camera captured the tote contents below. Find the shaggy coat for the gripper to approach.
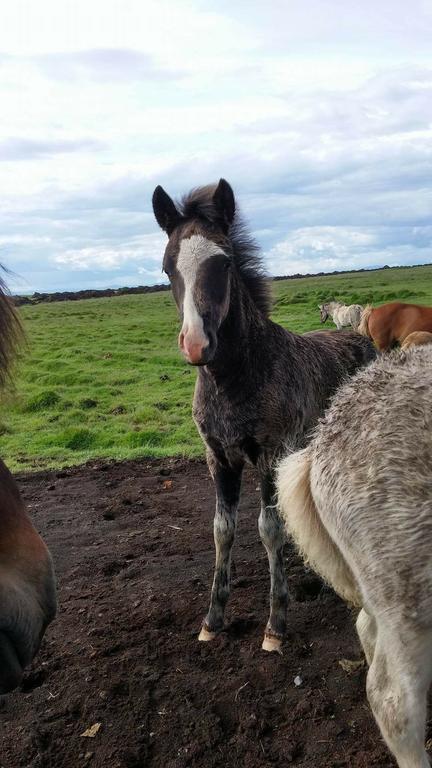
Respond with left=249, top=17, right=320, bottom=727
left=277, top=346, right=432, bottom=768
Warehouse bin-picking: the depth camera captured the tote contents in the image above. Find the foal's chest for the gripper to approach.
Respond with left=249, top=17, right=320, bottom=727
left=193, top=395, right=244, bottom=447
left=192, top=378, right=283, bottom=469
left=193, top=380, right=255, bottom=457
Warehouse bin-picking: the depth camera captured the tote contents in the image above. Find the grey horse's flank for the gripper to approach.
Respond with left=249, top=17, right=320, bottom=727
left=319, top=301, right=363, bottom=330
left=277, top=346, right=432, bottom=768
left=153, top=179, right=376, bottom=653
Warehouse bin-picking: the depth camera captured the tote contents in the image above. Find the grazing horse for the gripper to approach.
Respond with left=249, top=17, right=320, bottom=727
left=276, top=347, right=432, bottom=768
left=152, top=179, right=376, bottom=652
left=0, top=276, right=56, bottom=692
left=401, top=330, right=432, bottom=350
left=319, top=301, right=363, bottom=330
left=358, top=301, right=432, bottom=351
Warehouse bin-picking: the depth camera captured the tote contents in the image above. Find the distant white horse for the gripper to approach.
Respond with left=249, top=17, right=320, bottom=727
left=276, top=346, right=432, bottom=768
left=319, top=301, right=363, bottom=330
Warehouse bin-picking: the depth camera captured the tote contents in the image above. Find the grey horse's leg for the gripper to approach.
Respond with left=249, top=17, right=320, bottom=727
left=356, top=608, right=377, bottom=666
left=366, top=623, right=432, bottom=768
left=199, top=455, right=243, bottom=641
left=258, top=473, right=288, bottom=653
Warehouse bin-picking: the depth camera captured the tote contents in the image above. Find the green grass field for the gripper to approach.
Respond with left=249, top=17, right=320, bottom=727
left=2, top=264, right=431, bottom=472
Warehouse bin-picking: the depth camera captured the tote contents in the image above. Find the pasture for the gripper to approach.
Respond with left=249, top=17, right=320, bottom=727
left=2, top=263, right=432, bottom=472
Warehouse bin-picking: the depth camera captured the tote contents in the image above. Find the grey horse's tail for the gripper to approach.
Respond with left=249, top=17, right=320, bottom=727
left=0, top=270, right=23, bottom=388
left=358, top=304, right=373, bottom=339
left=276, top=448, right=362, bottom=607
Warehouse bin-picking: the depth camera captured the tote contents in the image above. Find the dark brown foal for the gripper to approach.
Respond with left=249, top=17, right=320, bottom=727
left=153, top=179, right=376, bottom=652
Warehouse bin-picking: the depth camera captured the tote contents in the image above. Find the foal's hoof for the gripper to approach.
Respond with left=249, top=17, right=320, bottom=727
left=262, top=633, right=283, bottom=654
left=198, top=625, right=217, bottom=642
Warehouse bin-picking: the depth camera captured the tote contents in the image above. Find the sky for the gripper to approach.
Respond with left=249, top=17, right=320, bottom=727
left=1, top=0, right=432, bottom=293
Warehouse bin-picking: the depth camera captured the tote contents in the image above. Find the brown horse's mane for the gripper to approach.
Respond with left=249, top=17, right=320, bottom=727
left=0, top=269, right=23, bottom=387
left=179, top=185, right=272, bottom=316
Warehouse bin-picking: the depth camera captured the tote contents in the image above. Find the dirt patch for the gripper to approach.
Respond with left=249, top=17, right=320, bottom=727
left=0, top=458, right=406, bottom=767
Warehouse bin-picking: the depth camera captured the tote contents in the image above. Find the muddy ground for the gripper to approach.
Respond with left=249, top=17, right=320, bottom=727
left=0, top=458, right=418, bottom=767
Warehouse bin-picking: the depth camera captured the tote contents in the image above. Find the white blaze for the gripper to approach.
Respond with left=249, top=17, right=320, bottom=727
left=177, top=234, right=223, bottom=336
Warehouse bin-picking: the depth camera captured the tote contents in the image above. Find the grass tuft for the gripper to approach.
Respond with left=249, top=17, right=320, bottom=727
left=25, top=390, right=61, bottom=412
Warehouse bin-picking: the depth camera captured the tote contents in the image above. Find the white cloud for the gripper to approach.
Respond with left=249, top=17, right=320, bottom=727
left=53, top=233, right=166, bottom=270
left=266, top=226, right=432, bottom=275
left=0, top=0, right=431, bottom=291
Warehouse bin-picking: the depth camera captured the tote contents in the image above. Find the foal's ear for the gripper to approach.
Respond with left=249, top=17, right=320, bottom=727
left=152, top=186, right=182, bottom=235
left=213, top=179, right=235, bottom=231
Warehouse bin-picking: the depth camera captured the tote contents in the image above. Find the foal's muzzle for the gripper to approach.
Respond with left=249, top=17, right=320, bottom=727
left=179, top=328, right=217, bottom=365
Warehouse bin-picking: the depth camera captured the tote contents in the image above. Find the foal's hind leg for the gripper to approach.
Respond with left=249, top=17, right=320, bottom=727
left=356, top=608, right=377, bottom=665
left=366, top=621, right=432, bottom=768
left=199, top=456, right=243, bottom=642
left=259, top=473, right=288, bottom=653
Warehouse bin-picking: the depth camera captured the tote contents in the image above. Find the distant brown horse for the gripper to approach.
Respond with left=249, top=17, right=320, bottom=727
left=358, top=302, right=432, bottom=351
left=0, top=274, right=56, bottom=692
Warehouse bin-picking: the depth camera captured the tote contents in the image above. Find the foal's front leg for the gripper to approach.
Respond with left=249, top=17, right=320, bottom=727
left=259, top=473, right=288, bottom=653
left=199, top=455, right=243, bottom=642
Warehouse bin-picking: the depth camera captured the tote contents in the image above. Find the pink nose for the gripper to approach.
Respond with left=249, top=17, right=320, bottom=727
left=179, top=330, right=208, bottom=364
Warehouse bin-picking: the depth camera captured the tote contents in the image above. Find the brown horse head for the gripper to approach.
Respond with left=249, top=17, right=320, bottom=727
left=152, top=179, right=271, bottom=365
left=0, top=273, right=56, bottom=692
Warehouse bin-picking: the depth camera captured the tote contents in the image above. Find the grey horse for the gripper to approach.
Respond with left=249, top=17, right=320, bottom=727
left=277, top=346, right=432, bottom=767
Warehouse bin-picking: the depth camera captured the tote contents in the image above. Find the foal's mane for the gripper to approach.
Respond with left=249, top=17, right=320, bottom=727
left=0, top=269, right=23, bottom=387
left=179, top=185, right=272, bottom=316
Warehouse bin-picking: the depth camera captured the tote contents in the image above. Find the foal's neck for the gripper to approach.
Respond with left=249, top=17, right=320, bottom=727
left=204, top=275, right=267, bottom=377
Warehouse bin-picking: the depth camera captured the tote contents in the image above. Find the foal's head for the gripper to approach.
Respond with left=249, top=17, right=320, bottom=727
left=152, top=179, right=237, bottom=365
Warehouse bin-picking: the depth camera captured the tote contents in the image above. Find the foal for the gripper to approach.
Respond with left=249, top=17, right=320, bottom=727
left=277, top=347, right=432, bottom=768
left=0, top=277, right=56, bottom=692
left=153, top=179, right=375, bottom=652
